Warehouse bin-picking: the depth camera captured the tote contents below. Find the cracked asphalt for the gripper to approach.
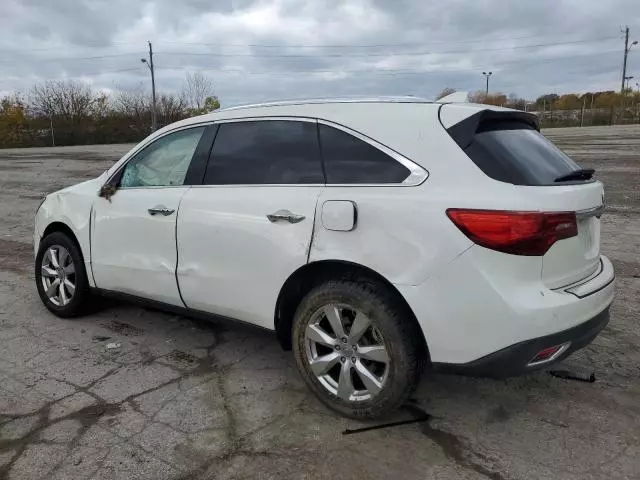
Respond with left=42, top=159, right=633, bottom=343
left=1, top=126, right=639, bottom=480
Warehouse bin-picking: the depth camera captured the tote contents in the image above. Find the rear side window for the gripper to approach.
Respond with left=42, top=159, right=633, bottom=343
left=318, top=124, right=410, bottom=184
left=463, top=121, right=584, bottom=186
left=204, top=120, right=323, bottom=185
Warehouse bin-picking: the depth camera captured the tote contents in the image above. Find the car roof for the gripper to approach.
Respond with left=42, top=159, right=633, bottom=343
left=150, top=97, right=517, bottom=140
left=149, top=96, right=437, bottom=134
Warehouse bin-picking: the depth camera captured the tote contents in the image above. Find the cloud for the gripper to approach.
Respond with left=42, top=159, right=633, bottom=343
left=1, top=0, right=639, bottom=104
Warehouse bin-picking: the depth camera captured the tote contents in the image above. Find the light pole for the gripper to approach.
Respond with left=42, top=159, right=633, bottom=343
left=141, top=41, right=157, bottom=132
left=49, top=114, right=55, bottom=147
left=621, top=26, right=637, bottom=94
left=482, top=71, right=492, bottom=96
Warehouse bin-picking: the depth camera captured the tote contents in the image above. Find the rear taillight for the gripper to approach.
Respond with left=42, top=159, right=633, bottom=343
left=446, top=209, right=578, bottom=256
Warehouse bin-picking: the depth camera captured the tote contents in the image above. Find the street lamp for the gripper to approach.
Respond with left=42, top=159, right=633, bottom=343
left=482, top=71, right=492, bottom=96
left=624, top=75, right=634, bottom=92
left=625, top=40, right=638, bottom=63
left=625, top=40, right=637, bottom=90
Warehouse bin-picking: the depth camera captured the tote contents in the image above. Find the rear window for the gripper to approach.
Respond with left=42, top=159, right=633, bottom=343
left=463, top=122, right=584, bottom=186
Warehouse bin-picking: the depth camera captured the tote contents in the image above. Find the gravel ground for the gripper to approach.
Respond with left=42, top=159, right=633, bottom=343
left=0, top=125, right=639, bottom=480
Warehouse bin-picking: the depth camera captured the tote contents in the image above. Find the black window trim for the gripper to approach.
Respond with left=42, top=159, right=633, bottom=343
left=193, top=115, right=428, bottom=188
left=103, top=121, right=215, bottom=189
left=317, top=119, right=428, bottom=187
left=200, top=116, right=325, bottom=187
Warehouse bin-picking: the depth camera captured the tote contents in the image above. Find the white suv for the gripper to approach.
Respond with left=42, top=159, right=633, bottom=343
left=34, top=98, right=615, bottom=418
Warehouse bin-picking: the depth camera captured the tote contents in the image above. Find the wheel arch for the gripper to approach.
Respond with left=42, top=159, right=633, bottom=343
left=274, top=259, right=428, bottom=357
left=41, top=221, right=87, bottom=264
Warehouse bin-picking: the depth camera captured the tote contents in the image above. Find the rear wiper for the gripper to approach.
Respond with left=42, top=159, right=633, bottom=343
left=554, top=168, right=595, bottom=182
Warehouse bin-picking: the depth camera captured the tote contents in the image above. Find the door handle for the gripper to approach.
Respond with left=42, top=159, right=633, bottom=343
left=266, top=209, right=305, bottom=224
left=148, top=205, right=175, bottom=216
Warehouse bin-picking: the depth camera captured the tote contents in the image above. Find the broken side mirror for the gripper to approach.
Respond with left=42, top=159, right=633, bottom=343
left=98, top=184, right=117, bottom=201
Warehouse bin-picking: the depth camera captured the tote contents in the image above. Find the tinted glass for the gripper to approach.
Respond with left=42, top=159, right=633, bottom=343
left=120, top=127, right=205, bottom=188
left=318, top=124, right=410, bottom=184
left=464, top=123, right=583, bottom=186
left=204, top=120, right=323, bottom=184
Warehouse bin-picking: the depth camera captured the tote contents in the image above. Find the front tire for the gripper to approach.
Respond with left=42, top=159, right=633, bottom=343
left=292, top=279, right=424, bottom=419
left=35, top=231, right=91, bottom=318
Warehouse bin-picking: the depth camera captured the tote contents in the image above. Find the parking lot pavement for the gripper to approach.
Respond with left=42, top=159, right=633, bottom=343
left=1, top=126, right=639, bottom=480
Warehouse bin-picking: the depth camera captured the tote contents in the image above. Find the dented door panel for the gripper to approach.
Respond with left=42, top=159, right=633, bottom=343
left=176, top=186, right=322, bottom=328
left=91, top=187, right=189, bottom=306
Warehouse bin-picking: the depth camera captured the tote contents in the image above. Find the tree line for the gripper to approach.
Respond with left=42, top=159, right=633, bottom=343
left=438, top=87, right=640, bottom=109
left=437, top=88, right=640, bottom=127
left=3, top=79, right=640, bottom=149
left=0, top=72, right=220, bottom=148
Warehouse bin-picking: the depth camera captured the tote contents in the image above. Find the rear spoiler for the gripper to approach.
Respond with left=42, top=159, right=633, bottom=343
left=444, top=109, right=540, bottom=150
left=436, top=91, right=469, bottom=103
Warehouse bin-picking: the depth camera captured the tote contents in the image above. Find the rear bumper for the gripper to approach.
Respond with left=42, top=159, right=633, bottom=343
left=396, top=248, right=615, bottom=365
left=432, top=307, right=610, bottom=378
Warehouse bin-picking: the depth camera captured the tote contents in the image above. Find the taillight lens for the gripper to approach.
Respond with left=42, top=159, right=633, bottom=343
left=446, top=209, right=578, bottom=256
left=528, top=343, right=570, bottom=365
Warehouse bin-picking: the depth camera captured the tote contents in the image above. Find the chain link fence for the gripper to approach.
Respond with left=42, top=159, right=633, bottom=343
left=531, top=105, right=640, bottom=128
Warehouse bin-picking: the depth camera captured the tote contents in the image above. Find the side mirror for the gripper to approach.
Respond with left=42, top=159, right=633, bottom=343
left=98, top=184, right=117, bottom=201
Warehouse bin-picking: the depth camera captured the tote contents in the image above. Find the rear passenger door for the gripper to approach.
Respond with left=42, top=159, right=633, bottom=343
left=176, top=119, right=324, bottom=328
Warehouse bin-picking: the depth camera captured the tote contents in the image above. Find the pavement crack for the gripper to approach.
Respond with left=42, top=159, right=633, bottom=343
left=0, top=396, right=123, bottom=479
left=403, top=404, right=509, bottom=480
left=0, top=405, right=51, bottom=479
left=210, top=365, right=240, bottom=454
left=123, top=377, right=186, bottom=404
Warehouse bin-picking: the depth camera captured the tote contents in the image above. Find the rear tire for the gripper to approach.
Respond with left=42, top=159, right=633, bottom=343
left=292, top=279, right=424, bottom=419
left=35, top=231, right=91, bottom=318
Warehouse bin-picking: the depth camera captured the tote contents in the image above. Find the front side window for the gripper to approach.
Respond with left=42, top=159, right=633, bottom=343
left=318, top=124, right=410, bottom=184
left=120, top=127, right=205, bottom=188
left=204, top=120, right=323, bottom=185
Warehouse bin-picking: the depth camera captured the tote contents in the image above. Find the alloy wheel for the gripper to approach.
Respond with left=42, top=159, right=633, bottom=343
left=304, top=303, right=390, bottom=402
left=40, top=245, right=76, bottom=307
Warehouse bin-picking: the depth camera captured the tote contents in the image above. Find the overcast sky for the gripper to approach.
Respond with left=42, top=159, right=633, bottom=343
left=1, top=0, right=639, bottom=106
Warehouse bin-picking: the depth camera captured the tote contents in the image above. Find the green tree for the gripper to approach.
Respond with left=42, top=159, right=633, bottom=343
left=556, top=94, right=581, bottom=110
left=0, top=95, right=28, bottom=147
left=535, top=93, right=559, bottom=109
left=593, top=91, right=619, bottom=108
left=202, top=96, right=220, bottom=112
left=181, top=72, right=216, bottom=114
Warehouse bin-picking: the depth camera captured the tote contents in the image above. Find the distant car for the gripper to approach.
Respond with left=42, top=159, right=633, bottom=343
left=34, top=97, right=615, bottom=418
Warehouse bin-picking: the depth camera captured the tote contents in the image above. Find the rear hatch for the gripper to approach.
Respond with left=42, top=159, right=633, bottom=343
left=441, top=105, right=604, bottom=288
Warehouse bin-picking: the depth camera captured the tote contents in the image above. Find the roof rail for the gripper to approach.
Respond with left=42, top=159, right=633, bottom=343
left=219, top=96, right=432, bottom=112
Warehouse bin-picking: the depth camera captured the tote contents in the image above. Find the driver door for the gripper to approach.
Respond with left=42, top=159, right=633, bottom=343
left=91, top=125, right=210, bottom=306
